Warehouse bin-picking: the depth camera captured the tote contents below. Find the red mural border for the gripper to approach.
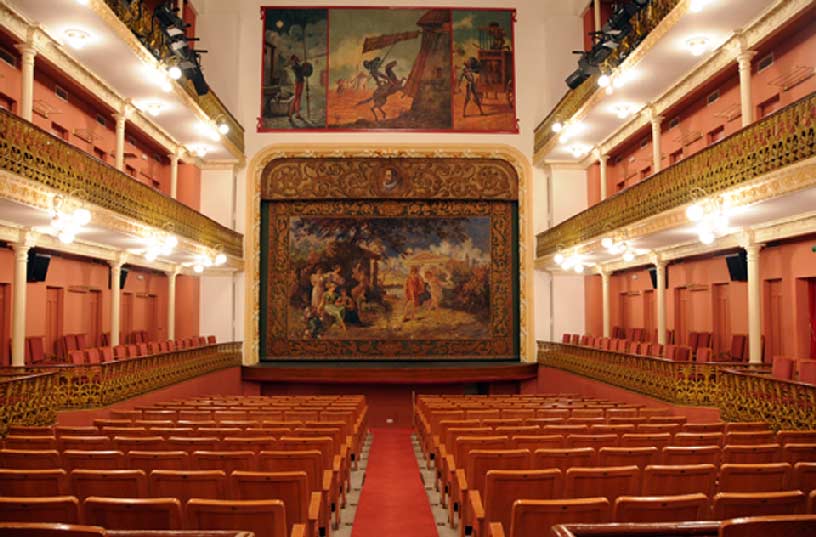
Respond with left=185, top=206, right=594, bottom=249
left=257, top=5, right=519, bottom=134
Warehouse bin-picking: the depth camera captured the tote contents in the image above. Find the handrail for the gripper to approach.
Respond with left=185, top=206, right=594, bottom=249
left=0, top=342, right=242, bottom=435
left=535, top=90, right=816, bottom=257
left=719, top=367, right=816, bottom=430
left=0, top=108, right=243, bottom=258
left=537, top=341, right=763, bottom=408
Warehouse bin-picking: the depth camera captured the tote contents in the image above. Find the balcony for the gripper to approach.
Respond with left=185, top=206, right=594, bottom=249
left=0, top=108, right=243, bottom=258
left=536, top=92, right=816, bottom=258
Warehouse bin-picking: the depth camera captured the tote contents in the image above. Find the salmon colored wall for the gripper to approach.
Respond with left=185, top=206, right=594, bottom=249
left=177, top=161, right=201, bottom=211
left=607, top=125, right=652, bottom=193
left=586, top=161, right=601, bottom=206
left=0, top=248, right=202, bottom=362
left=584, top=274, right=602, bottom=336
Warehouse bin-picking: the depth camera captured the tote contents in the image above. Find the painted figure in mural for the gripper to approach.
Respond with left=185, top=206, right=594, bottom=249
left=310, top=267, right=325, bottom=310
left=322, top=282, right=346, bottom=330
left=288, top=55, right=312, bottom=125
left=402, top=266, right=426, bottom=322
left=351, top=262, right=369, bottom=312
left=459, top=57, right=485, bottom=117
left=327, top=264, right=346, bottom=287
left=337, top=288, right=362, bottom=325
left=363, top=56, right=389, bottom=87
left=303, top=306, right=323, bottom=339
left=424, top=269, right=443, bottom=310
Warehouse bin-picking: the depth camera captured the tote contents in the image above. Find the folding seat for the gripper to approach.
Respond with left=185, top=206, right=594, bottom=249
left=696, top=347, right=713, bottom=362
left=99, top=346, right=113, bottom=363
left=57, top=436, right=111, bottom=452
left=663, top=345, right=677, bottom=360
left=0, top=469, right=67, bottom=496
left=564, top=466, right=641, bottom=503
left=62, top=450, right=124, bottom=471
left=230, top=471, right=320, bottom=537
left=112, top=435, right=164, bottom=452
left=719, top=463, right=792, bottom=492
left=661, top=446, right=721, bottom=466
left=719, top=514, right=816, bottom=537
left=93, top=418, right=133, bottom=428
left=605, top=408, right=638, bottom=420
left=213, top=410, right=248, bottom=422
left=608, top=416, right=648, bottom=425
left=137, top=343, right=150, bottom=356
left=4, top=435, right=57, bottom=450
left=778, top=431, right=816, bottom=445
left=125, top=450, right=189, bottom=472
left=494, top=426, right=540, bottom=438
left=441, top=435, right=508, bottom=507
left=198, top=427, right=242, bottom=439
left=725, top=421, right=771, bottom=432
left=648, top=416, right=687, bottom=425
left=500, top=498, right=610, bottom=537
left=126, top=344, right=140, bottom=357
left=165, top=436, right=220, bottom=453
left=68, top=349, right=86, bottom=365
left=642, top=464, right=717, bottom=497
left=511, top=435, right=563, bottom=451
left=567, top=417, right=605, bottom=426
left=783, top=444, right=816, bottom=466
left=674, top=345, right=692, bottom=362
left=712, top=491, right=805, bottom=519
left=649, top=343, right=663, bottom=357
left=537, top=408, right=570, bottom=420
left=113, top=345, right=128, bottom=360
left=148, top=469, right=227, bottom=502
left=197, top=336, right=208, bottom=346
left=69, top=469, right=147, bottom=500
left=0, top=449, right=61, bottom=469
left=572, top=409, right=604, bottom=420
left=221, top=436, right=278, bottom=452
left=621, top=433, right=672, bottom=449
left=28, top=336, right=46, bottom=363
left=0, top=496, right=81, bottom=524
left=192, top=451, right=256, bottom=473
left=466, top=409, right=501, bottom=421
left=639, top=407, right=672, bottom=418
left=543, top=424, right=589, bottom=436
left=772, top=356, right=796, bottom=380
left=207, top=335, right=217, bottom=344
left=794, top=462, right=816, bottom=493
left=672, top=432, right=723, bottom=447
left=726, top=431, right=777, bottom=445
left=722, top=444, right=780, bottom=464
left=612, top=493, right=708, bottom=523
left=688, top=332, right=699, bottom=351
left=469, top=469, right=563, bottom=537
left=142, top=409, right=177, bottom=421
left=85, top=348, right=102, bottom=365
left=591, top=424, right=636, bottom=435
left=637, top=423, right=682, bottom=435
left=682, top=422, right=725, bottom=433
left=532, top=447, right=595, bottom=474
left=7, top=425, right=53, bottom=436
left=133, top=419, right=173, bottom=428
left=178, top=409, right=212, bottom=421
left=566, top=434, right=618, bottom=450
left=501, top=409, right=534, bottom=421
left=598, top=447, right=658, bottom=469
left=147, top=342, right=161, bottom=355
left=109, top=410, right=141, bottom=420
left=800, top=360, right=816, bottom=384
left=185, top=498, right=290, bottom=537
left=83, top=497, right=183, bottom=530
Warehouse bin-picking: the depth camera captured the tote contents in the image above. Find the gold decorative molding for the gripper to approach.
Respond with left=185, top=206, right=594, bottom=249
left=0, top=108, right=244, bottom=258
left=719, top=369, right=816, bottom=430
left=535, top=92, right=816, bottom=258
left=245, top=144, right=535, bottom=367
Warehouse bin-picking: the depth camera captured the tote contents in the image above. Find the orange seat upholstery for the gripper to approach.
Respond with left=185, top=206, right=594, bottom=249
left=148, top=469, right=227, bottom=502
left=782, top=444, right=816, bottom=465
left=597, top=447, right=658, bottom=469
left=564, top=466, right=641, bottom=503
left=83, top=497, right=183, bottom=530
left=62, top=450, right=124, bottom=471
left=125, top=450, right=189, bottom=472
left=794, top=462, right=816, bottom=493
left=4, top=435, right=57, bottom=450
left=719, top=463, right=792, bottom=492
left=230, top=470, right=320, bottom=537
left=0, top=522, right=105, bottom=537
left=642, top=464, right=717, bottom=497
left=532, top=448, right=595, bottom=474
left=722, top=444, right=780, bottom=464
left=57, top=436, right=111, bottom=452
left=191, top=450, right=256, bottom=473
left=69, top=469, right=147, bottom=500
left=0, top=449, right=62, bottom=469
left=672, top=432, right=723, bottom=447
left=612, top=493, right=708, bottom=523
left=185, top=498, right=292, bottom=537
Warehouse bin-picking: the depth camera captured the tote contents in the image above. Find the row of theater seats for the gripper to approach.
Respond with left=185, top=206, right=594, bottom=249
left=0, top=395, right=367, bottom=537
left=552, top=515, right=816, bottom=537
left=17, top=330, right=153, bottom=364
left=415, top=394, right=816, bottom=537
left=607, top=328, right=716, bottom=352
left=67, top=335, right=217, bottom=365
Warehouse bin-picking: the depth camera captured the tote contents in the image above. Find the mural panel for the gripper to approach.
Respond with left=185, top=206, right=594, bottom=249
left=260, top=7, right=517, bottom=133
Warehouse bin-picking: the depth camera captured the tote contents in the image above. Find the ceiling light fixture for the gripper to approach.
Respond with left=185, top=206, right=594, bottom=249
left=167, top=65, right=183, bottom=80
left=188, top=144, right=210, bottom=158
left=48, top=194, right=91, bottom=245
left=559, top=121, right=585, bottom=144
left=198, top=121, right=221, bottom=142
left=551, top=121, right=563, bottom=133
left=597, top=74, right=611, bottom=88
left=611, top=102, right=639, bottom=119
left=63, top=29, right=91, bottom=50
left=685, top=36, right=711, bottom=57
left=75, top=0, right=90, bottom=5
left=137, top=100, right=164, bottom=117
left=690, top=0, right=713, bottom=13
left=568, top=144, right=591, bottom=158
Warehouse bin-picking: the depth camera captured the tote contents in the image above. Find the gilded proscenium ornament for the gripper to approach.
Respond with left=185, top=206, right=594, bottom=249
left=0, top=108, right=243, bottom=258
left=536, top=92, right=816, bottom=257
left=101, top=0, right=244, bottom=154
left=533, top=0, right=682, bottom=154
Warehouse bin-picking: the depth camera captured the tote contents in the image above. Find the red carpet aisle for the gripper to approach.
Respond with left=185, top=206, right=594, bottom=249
left=352, top=428, right=438, bottom=537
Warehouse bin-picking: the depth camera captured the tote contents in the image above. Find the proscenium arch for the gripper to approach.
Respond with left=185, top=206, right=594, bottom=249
left=243, top=144, right=534, bottom=366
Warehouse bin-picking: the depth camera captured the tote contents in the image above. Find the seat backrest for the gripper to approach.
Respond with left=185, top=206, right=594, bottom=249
left=125, top=450, right=189, bottom=472
left=620, top=433, right=672, bottom=449
left=613, top=493, right=708, bottom=523
left=148, top=469, right=227, bottom=502
left=113, top=345, right=128, bottom=359
left=661, top=446, right=721, bottom=466
left=192, top=450, right=256, bottom=473
left=719, top=514, right=816, bottom=537
left=566, top=434, right=618, bottom=450
left=0, top=449, right=61, bottom=470
left=0, top=522, right=106, bottom=537
left=230, top=471, right=309, bottom=536
left=772, top=356, right=795, bottom=380
left=4, top=435, right=57, bottom=450
left=69, top=469, right=147, bottom=500
left=83, top=497, right=182, bottom=530
left=688, top=332, right=699, bottom=350
left=257, top=450, right=324, bottom=492
left=730, top=335, right=747, bottom=361
left=185, top=498, right=288, bottom=537
left=278, top=436, right=335, bottom=469
left=532, top=447, right=596, bottom=474
left=165, top=436, right=220, bottom=453
left=712, top=491, right=805, bottom=520
left=642, top=464, right=717, bottom=497
left=508, top=498, right=610, bottom=537
left=722, top=444, right=780, bottom=464
left=794, top=462, right=816, bottom=493
left=726, top=431, right=777, bottom=446
left=62, top=450, right=124, bottom=471
left=113, top=436, right=165, bottom=452
left=465, top=449, right=531, bottom=497
left=564, top=466, right=641, bottom=503
left=452, top=436, right=509, bottom=468
left=0, top=496, right=80, bottom=524
left=673, top=432, right=723, bottom=447
left=598, top=447, right=659, bottom=469
left=696, top=347, right=713, bottom=363
left=58, top=436, right=112, bottom=452
left=221, top=436, right=278, bottom=452
left=719, top=463, right=792, bottom=493
left=28, top=337, right=46, bottom=363
left=483, top=469, right=564, bottom=535
left=0, top=469, right=67, bottom=496
left=778, top=431, right=816, bottom=446
left=512, top=435, right=563, bottom=451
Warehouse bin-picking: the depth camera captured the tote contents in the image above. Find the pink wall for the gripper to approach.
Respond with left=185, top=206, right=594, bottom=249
left=175, top=274, right=200, bottom=340
left=586, top=161, right=601, bottom=206
left=177, top=162, right=201, bottom=211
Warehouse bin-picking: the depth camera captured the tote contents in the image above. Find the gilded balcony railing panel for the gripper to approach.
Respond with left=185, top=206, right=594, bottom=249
left=533, top=0, right=681, bottom=155
left=0, top=109, right=243, bottom=258
left=102, top=0, right=244, bottom=154
left=0, top=371, right=61, bottom=436
left=719, top=369, right=816, bottom=431
left=536, top=92, right=816, bottom=257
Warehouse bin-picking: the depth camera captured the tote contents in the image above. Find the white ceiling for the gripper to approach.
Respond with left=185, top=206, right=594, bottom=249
left=10, top=0, right=234, bottom=160
left=546, top=0, right=774, bottom=160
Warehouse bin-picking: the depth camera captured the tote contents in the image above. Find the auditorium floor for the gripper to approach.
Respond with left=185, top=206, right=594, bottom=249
left=415, top=434, right=459, bottom=537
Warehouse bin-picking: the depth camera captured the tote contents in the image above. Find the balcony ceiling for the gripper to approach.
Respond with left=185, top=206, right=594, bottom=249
left=542, top=0, right=775, bottom=162
left=10, top=0, right=236, bottom=160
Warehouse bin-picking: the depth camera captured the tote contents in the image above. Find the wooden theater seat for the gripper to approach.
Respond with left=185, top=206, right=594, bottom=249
left=62, top=450, right=124, bottom=471
left=0, top=469, right=67, bottom=496
left=490, top=498, right=610, bottom=537
left=722, top=444, right=779, bottom=464
left=230, top=470, right=320, bottom=537
left=0, top=496, right=81, bottom=524
left=148, top=469, right=227, bottom=502
left=0, top=523, right=106, bottom=537
left=612, top=493, right=709, bottom=523
left=125, top=450, right=189, bottom=472
left=719, top=463, right=792, bottom=492
left=532, top=447, right=595, bottom=474
left=83, top=497, right=183, bottom=530
left=0, top=448, right=62, bottom=469
left=712, top=491, right=805, bottom=519
left=564, top=466, right=641, bottom=503
left=4, top=435, right=57, bottom=450
left=69, top=469, right=147, bottom=500
left=185, top=498, right=294, bottom=537
left=642, top=464, right=717, bottom=497
left=719, top=514, right=816, bottom=537
left=454, top=449, right=531, bottom=527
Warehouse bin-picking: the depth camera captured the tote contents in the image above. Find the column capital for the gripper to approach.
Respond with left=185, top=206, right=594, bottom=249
left=14, top=229, right=37, bottom=252
left=14, top=42, right=37, bottom=59
left=593, top=148, right=608, bottom=164
left=738, top=230, right=760, bottom=252
left=736, top=50, right=757, bottom=69
left=110, top=252, right=128, bottom=269
left=166, top=265, right=181, bottom=278
left=115, top=100, right=134, bottom=121
left=650, top=253, right=665, bottom=268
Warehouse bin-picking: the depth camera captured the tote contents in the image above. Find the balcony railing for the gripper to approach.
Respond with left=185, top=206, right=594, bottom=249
left=719, top=368, right=816, bottom=431
left=537, top=341, right=763, bottom=408
left=103, top=0, right=244, bottom=155
left=0, top=108, right=243, bottom=258
left=0, top=342, right=242, bottom=435
left=533, top=0, right=681, bottom=155
left=536, top=91, right=816, bottom=257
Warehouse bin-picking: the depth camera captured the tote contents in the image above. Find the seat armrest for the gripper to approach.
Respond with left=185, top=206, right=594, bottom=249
left=488, top=522, right=505, bottom=537
left=333, top=454, right=342, bottom=472
left=322, top=469, right=332, bottom=492
left=291, top=523, right=307, bottom=537
left=308, top=491, right=321, bottom=521
left=469, top=490, right=485, bottom=520
left=455, top=468, right=468, bottom=493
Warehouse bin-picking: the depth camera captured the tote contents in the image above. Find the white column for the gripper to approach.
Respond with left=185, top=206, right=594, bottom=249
left=598, top=153, right=608, bottom=200
left=650, top=111, right=663, bottom=173
left=169, top=151, right=181, bottom=199
left=737, top=51, right=757, bottom=127
left=114, top=112, right=127, bottom=171
left=655, top=259, right=667, bottom=345
left=11, top=233, right=34, bottom=366
left=110, top=255, right=125, bottom=347
left=594, top=0, right=602, bottom=35
left=167, top=268, right=178, bottom=340
left=601, top=270, right=610, bottom=338
left=745, top=242, right=762, bottom=363
left=15, top=44, right=37, bottom=122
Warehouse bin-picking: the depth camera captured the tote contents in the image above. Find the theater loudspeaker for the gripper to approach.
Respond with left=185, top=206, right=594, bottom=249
left=26, top=252, right=51, bottom=283
left=725, top=251, right=748, bottom=281
left=108, top=267, right=129, bottom=289
left=648, top=267, right=668, bottom=290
